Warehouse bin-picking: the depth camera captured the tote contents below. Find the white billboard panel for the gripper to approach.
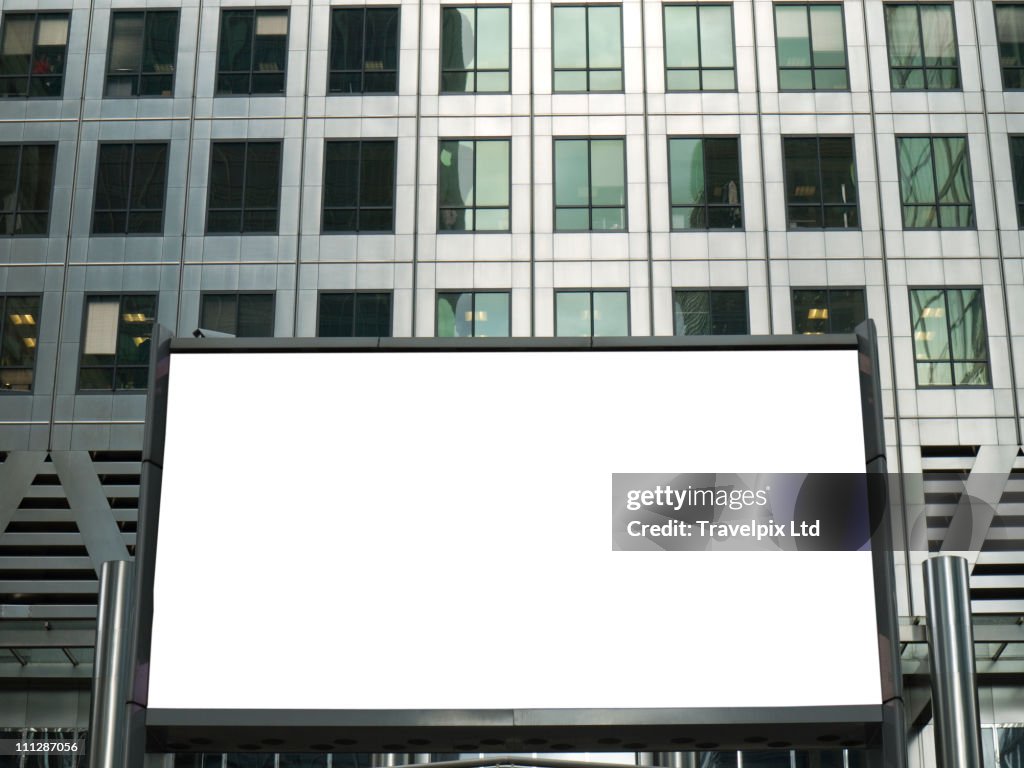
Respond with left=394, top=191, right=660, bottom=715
left=148, top=349, right=882, bottom=711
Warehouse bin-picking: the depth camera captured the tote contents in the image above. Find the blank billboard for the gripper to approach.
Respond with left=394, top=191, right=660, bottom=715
left=148, top=347, right=882, bottom=712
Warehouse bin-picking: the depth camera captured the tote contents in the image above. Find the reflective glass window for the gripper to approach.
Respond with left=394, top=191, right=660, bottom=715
left=885, top=4, right=959, bottom=89
left=664, top=5, right=735, bottom=90
left=441, top=7, right=510, bottom=93
left=783, top=136, right=858, bottom=228
left=329, top=7, right=399, bottom=93
left=792, top=287, right=866, bottom=334
left=669, top=137, right=742, bottom=230
left=207, top=141, right=282, bottom=234
left=552, top=5, right=622, bottom=92
left=774, top=4, right=848, bottom=90
left=93, top=142, right=169, bottom=234
left=79, top=294, right=156, bottom=391
left=554, top=137, right=626, bottom=231
left=0, top=294, right=41, bottom=392
left=910, top=287, right=990, bottom=386
left=0, top=144, right=56, bottom=236
left=438, top=139, right=510, bottom=231
left=896, top=136, right=973, bottom=228
left=318, top=292, right=392, bottom=337
left=555, top=289, right=629, bottom=336
left=673, top=289, right=748, bottom=335
left=323, top=140, right=396, bottom=232
left=105, top=10, right=178, bottom=97
left=217, top=9, right=288, bottom=95
left=436, top=291, right=511, bottom=337
left=200, top=293, right=275, bottom=337
left=0, top=13, right=69, bottom=98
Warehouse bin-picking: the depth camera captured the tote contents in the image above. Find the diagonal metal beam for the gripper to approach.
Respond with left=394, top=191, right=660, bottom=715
left=0, top=451, right=48, bottom=537
left=51, top=451, right=130, bottom=573
left=941, top=444, right=1019, bottom=565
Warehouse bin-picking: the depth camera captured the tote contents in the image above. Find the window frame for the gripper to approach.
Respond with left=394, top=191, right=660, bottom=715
left=551, top=3, right=624, bottom=93
left=552, top=136, right=628, bottom=232
left=895, top=134, right=975, bottom=230
left=772, top=2, right=850, bottom=91
left=437, top=137, right=512, bottom=233
left=662, top=3, right=737, bottom=93
left=103, top=9, right=180, bottom=98
left=790, top=286, right=867, bottom=335
left=0, top=12, right=71, bottom=99
left=91, top=141, right=170, bottom=236
left=883, top=3, right=961, bottom=91
left=439, top=5, right=512, bottom=94
left=1010, top=134, right=1024, bottom=227
left=215, top=7, right=289, bottom=96
left=667, top=135, right=744, bottom=231
left=206, top=140, right=284, bottom=235
left=0, top=293, right=43, bottom=393
left=435, top=290, right=512, bottom=337
left=908, top=286, right=991, bottom=389
left=0, top=142, right=58, bottom=238
left=781, top=134, right=859, bottom=230
left=995, top=3, right=1024, bottom=90
left=76, top=292, right=158, bottom=394
left=321, top=138, right=397, bottom=234
left=553, top=288, right=631, bottom=337
left=328, top=6, right=401, bottom=95
left=199, top=291, right=276, bottom=337
left=671, top=288, right=749, bottom=335
left=316, top=290, right=394, bottom=338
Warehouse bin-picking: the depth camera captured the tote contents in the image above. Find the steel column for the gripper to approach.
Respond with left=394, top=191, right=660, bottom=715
left=88, top=559, right=134, bottom=768
left=923, top=555, right=982, bottom=768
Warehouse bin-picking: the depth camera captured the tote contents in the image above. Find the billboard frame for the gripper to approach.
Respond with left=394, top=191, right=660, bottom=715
left=125, top=327, right=905, bottom=760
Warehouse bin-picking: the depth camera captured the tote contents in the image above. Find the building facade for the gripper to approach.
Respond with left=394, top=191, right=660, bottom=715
left=0, top=0, right=1023, bottom=763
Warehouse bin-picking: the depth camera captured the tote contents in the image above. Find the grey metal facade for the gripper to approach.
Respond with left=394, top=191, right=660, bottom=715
left=0, top=0, right=1023, bottom=761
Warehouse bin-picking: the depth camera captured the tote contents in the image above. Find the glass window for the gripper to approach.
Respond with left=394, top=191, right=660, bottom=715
left=436, top=291, right=510, bottom=336
left=217, top=9, right=288, bottom=95
left=668, top=137, right=742, bottom=230
left=884, top=4, right=959, bottom=89
left=554, top=137, right=626, bottom=231
left=438, top=139, right=510, bottom=232
left=92, top=143, right=168, bottom=235
left=318, top=292, right=392, bottom=337
left=996, top=5, right=1024, bottom=88
left=896, top=136, right=973, bottom=228
left=782, top=136, right=858, bottom=229
left=441, top=7, right=510, bottom=93
left=79, top=294, right=156, bottom=391
left=910, top=287, right=989, bottom=386
left=207, top=141, right=282, bottom=234
left=673, top=289, right=747, bottom=335
left=0, top=144, right=57, bottom=236
left=664, top=5, right=735, bottom=91
left=0, top=294, right=42, bottom=391
left=552, top=5, right=623, bottom=92
left=555, top=290, right=629, bottom=336
left=774, top=4, right=848, bottom=90
left=105, top=10, right=178, bottom=97
left=1011, top=135, right=1024, bottom=226
left=329, top=7, right=399, bottom=94
left=792, top=288, right=866, bottom=334
left=200, top=293, right=275, bottom=337
left=0, top=13, right=69, bottom=97
left=323, top=140, right=395, bottom=233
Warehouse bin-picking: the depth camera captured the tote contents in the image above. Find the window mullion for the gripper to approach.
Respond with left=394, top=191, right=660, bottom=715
left=355, top=142, right=363, bottom=231
left=240, top=143, right=251, bottom=233
left=702, top=140, right=710, bottom=223
left=472, top=140, right=479, bottom=232
left=125, top=145, right=137, bottom=233
left=587, top=139, right=594, bottom=230
left=472, top=8, right=479, bottom=93
left=249, top=11, right=258, bottom=94
left=696, top=7, right=704, bottom=90
left=816, top=137, right=826, bottom=226
left=364, top=9, right=372, bottom=92
left=917, top=6, right=926, bottom=88
left=13, top=146, right=25, bottom=222
left=585, top=8, right=591, bottom=91
left=929, top=138, right=941, bottom=225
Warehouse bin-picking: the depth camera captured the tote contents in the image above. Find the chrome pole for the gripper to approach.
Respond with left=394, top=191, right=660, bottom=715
left=923, top=555, right=982, bottom=768
left=88, top=560, right=134, bottom=768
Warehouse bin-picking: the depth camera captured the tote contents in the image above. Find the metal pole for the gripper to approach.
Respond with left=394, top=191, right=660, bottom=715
left=923, top=555, right=982, bottom=768
left=88, top=560, right=134, bottom=768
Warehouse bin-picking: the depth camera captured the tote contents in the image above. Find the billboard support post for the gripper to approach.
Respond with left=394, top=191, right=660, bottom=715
left=88, top=559, right=135, bottom=768
left=924, top=556, right=982, bottom=768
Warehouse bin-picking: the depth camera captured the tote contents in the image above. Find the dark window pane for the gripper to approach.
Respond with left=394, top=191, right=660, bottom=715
left=244, top=142, right=281, bottom=208
left=237, top=293, right=274, bottom=336
left=318, top=292, right=391, bottom=337
left=318, top=292, right=355, bottom=336
left=324, top=141, right=360, bottom=208
left=360, top=141, right=395, bottom=207
left=329, top=7, right=398, bottom=94
left=200, top=293, right=238, bottom=335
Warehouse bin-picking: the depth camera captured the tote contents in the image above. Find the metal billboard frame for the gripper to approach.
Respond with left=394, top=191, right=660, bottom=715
left=122, top=324, right=905, bottom=763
